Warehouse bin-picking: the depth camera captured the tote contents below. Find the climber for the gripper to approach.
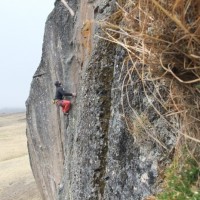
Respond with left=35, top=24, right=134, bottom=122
left=53, top=81, right=76, bottom=115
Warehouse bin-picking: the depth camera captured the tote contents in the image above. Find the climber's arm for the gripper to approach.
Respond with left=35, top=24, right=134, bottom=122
left=58, top=87, right=76, bottom=97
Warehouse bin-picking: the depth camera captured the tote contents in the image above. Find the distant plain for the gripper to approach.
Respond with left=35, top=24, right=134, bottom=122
left=0, top=112, right=42, bottom=200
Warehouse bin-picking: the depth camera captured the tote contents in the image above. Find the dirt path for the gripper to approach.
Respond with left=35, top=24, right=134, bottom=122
left=0, top=112, right=42, bottom=200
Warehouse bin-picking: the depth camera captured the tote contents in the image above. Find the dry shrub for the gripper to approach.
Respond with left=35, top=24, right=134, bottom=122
left=99, top=0, right=200, bottom=162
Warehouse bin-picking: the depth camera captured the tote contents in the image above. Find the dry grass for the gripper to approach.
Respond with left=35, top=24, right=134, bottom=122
left=0, top=113, right=26, bottom=162
left=0, top=112, right=42, bottom=200
left=98, top=0, right=200, bottom=195
left=99, top=0, right=200, bottom=154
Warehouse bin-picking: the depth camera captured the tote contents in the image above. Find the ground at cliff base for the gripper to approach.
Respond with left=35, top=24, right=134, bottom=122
left=0, top=112, right=42, bottom=200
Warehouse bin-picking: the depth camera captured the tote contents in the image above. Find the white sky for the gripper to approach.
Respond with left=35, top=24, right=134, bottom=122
left=0, top=0, right=54, bottom=109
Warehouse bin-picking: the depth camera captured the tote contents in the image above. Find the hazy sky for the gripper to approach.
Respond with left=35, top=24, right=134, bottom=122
left=0, top=1, right=54, bottom=109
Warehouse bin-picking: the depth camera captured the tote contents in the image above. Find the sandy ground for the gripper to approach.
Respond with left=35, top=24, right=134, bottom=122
left=0, top=112, right=42, bottom=200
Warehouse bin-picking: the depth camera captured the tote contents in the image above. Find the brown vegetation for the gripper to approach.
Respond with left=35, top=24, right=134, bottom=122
left=98, top=0, right=200, bottom=197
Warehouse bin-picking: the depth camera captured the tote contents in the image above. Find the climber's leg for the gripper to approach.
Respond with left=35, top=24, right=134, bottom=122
left=61, top=100, right=71, bottom=114
left=56, top=100, right=62, bottom=107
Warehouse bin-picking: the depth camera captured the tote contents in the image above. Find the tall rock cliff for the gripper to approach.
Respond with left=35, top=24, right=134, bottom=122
left=26, top=0, right=178, bottom=199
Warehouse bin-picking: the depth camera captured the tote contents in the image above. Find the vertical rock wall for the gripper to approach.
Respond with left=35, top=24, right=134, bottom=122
left=26, top=0, right=177, bottom=199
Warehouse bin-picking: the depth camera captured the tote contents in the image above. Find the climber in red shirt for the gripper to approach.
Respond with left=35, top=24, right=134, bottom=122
left=53, top=81, right=76, bottom=115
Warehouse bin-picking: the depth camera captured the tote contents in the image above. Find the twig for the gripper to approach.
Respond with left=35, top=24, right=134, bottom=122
left=61, top=0, right=74, bottom=16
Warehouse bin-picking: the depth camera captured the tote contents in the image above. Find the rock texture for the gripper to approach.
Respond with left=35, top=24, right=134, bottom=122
left=26, top=0, right=177, bottom=200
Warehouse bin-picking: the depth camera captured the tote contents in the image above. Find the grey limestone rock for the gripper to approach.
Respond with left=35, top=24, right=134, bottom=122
left=26, top=0, right=177, bottom=200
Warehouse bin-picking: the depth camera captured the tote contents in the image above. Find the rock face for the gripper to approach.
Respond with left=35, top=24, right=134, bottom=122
left=26, top=0, right=177, bottom=200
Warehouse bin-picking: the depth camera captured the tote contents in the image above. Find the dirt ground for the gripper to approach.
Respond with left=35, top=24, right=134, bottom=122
left=0, top=112, right=42, bottom=200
